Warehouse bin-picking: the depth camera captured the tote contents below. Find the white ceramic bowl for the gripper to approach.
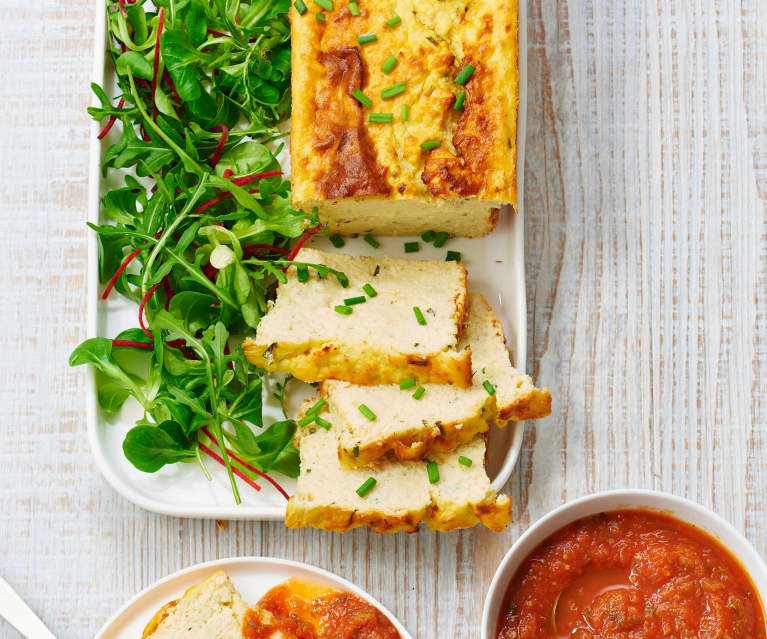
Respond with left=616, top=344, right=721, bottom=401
left=481, top=489, right=767, bottom=639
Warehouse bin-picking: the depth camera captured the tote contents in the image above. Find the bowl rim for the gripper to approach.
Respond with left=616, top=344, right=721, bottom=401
left=481, top=488, right=767, bottom=639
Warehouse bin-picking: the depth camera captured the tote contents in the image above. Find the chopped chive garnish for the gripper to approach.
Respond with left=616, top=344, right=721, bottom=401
left=453, top=90, right=467, bottom=110
left=421, top=139, right=440, bottom=151
left=454, top=63, right=475, bottom=85
left=352, top=88, right=372, bottom=107
left=298, top=413, right=316, bottom=427
left=412, top=386, right=425, bottom=400
left=306, top=398, right=326, bottom=415
left=369, top=112, right=393, bottom=123
left=386, top=14, right=401, bottom=27
left=483, top=380, right=496, bottom=395
left=316, top=11, right=326, bottom=22
left=357, top=32, right=377, bottom=44
left=433, top=231, right=450, bottom=247
left=381, top=82, right=406, bottom=99
left=413, top=306, right=427, bottom=325
left=334, top=305, right=353, bottom=315
left=363, top=234, right=380, bottom=248
left=296, top=264, right=309, bottom=282
left=306, top=399, right=326, bottom=416
left=404, top=241, right=419, bottom=253
left=353, top=445, right=360, bottom=458
left=356, top=477, right=376, bottom=497
left=381, top=55, right=398, bottom=74
left=315, top=416, right=332, bottom=430
left=314, top=0, right=334, bottom=9
left=426, top=460, right=440, bottom=484
left=401, top=104, right=409, bottom=121
left=458, top=456, right=473, bottom=467
left=362, top=283, right=378, bottom=297
left=446, top=250, right=461, bottom=262
left=399, top=377, right=416, bottom=390
left=358, top=404, right=376, bottom=420
left=329, top=233, right=345, bottom=248
left=421, top=230, right=436, bottom=242
left=294, top=0, right=308, bottom=14
left=344, top=295, right=366, bottom=305
left=349, top=1, right=360, bottom=14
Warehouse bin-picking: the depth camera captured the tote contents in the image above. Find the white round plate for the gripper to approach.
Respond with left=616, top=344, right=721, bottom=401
left=95, top=557, right=413, bottom=639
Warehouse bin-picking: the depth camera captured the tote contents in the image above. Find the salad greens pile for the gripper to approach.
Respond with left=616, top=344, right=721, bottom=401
left=70, top=0, right=345, bottom=503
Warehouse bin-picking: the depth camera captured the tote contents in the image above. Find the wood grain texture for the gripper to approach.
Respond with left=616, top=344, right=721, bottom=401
left=1, top=0, right=765, bottom=637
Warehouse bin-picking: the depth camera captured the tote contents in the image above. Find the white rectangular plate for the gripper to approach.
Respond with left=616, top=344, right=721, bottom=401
left=86, top=0, right=528, bottom=520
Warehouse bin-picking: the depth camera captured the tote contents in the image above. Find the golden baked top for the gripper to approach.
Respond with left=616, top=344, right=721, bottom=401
left=289, top=0, right=518, bottom=205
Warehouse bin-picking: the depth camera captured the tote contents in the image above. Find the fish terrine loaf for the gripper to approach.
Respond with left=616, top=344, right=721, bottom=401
left=242, top=248, right=472, bottom=386
left=286, top=402, right=512, bottom=533
left=322, top=294, right=551, bottom=467
left=289, top=0, right=519, bottom=236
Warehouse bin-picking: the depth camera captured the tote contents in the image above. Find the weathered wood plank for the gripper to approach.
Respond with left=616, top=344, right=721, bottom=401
left=0, top=0, right=765, bottom=637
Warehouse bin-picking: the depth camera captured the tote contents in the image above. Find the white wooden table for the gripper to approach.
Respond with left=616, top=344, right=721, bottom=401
left=1, top=1, right=765, bottom=637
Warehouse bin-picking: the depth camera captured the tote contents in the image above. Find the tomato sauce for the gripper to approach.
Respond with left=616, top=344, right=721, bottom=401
left=242, top=578, right=401, bottom=639
left=497, top=510, right=766, bottom=639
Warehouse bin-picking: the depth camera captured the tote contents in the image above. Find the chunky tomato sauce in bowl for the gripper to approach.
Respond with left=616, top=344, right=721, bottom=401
left=482, top=490, right=767, bottom=639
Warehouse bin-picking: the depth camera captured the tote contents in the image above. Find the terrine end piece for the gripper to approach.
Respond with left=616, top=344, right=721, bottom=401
left=289, top=0, right=518, bottom=236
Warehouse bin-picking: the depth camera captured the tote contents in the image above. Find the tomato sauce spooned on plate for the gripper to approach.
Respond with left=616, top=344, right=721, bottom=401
left=242, top=578, right=401, bottom=639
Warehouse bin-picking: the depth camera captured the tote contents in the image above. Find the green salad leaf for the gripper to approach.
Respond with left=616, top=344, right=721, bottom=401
left=123, top=421, right=197, bottom=472
left=70, top=0, right=338, bottom=504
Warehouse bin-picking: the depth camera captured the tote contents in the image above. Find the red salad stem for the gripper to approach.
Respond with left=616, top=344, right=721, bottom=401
left=208, top=124, right=229, bottom=168
left=223, top=341, right=235, bottom=371
left=202, top=427, right=291, bottom=500
left=198, top=442, right=262, bottom=492
left=102, top=247, right=142, bottom=299
left=190, top=173, right=278, bottom=216
left=98, top=97, right=125, bottom=140
left=230, top=171, right=282, bottom=187
left=112, top=340, right=153, bottom=350
left=201, top=263, right=218, bottom=281
left=138, top=282, right=162, bottom=340
left=162, top=69, right=181, bottom=103
left=207, top=28, right=229, bottom=37
left=192, top=191, right=230, bottom=216
left=287, top=224, right=323, bottom=261
left=162, top=278, right=173, bottom=310
left=222, top=169, right=233, bottom=178
left=102, top=231, right=163, bottom=300
left=243, top=243, right=290, bottom=256
left=166, top=339, right=200, bottom=360
left=151, top=8, right=166, bottom=120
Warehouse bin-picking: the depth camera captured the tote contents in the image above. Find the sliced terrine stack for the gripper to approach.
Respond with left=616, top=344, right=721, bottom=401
left=243, top=249, right=550, bottom=533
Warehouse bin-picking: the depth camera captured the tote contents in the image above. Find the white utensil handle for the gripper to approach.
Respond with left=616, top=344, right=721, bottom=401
left=0, top=577, right=56, bottom=639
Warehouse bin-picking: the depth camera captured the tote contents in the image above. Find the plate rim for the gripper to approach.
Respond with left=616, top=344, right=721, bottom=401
left=94, top=556, right=415, bottom=639
left=85, top=0, right=528, bottom=519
